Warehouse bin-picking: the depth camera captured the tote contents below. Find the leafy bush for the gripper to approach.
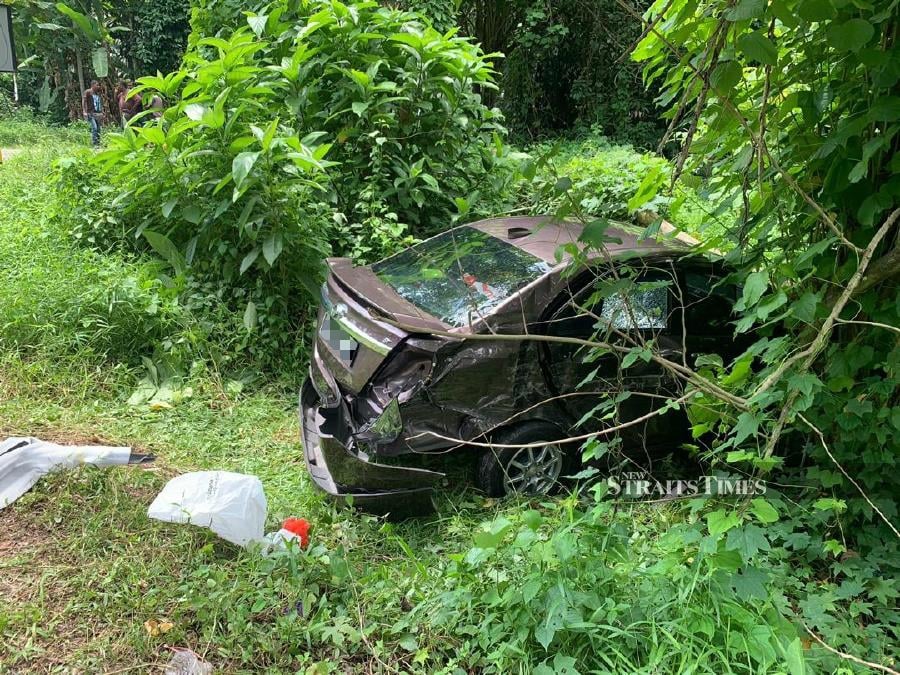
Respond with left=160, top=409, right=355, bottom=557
left=0, top=116, right=88, bottom=147
left=0, top=144, right=193, bottom=371
left=83, top=0, right=506, bottom=370
left=517, top=132, right=715, bottom=237
left=529, top=134, right=671, bottom=219
left=0, top=88, right=16, bottom=119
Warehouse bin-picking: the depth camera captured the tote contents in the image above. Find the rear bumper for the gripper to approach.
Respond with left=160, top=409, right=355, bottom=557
left=299, top=379, right=441, bottom=514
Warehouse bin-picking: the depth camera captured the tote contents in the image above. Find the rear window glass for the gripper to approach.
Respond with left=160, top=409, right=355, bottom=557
left=373, top=226, right=551, bottom=327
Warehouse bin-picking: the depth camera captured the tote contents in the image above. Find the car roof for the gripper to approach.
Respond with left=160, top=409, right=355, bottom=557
left=468, top=215, right=695, bottom=263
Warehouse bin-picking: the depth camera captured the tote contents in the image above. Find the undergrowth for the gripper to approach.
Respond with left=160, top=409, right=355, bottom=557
left=2, top=122, right=897, bottom=675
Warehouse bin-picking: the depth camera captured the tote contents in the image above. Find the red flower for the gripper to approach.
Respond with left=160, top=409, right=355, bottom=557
left=282, top=517, right=311, bottom=548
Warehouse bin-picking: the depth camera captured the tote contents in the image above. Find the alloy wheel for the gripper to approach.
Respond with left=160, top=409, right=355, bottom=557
left=502, top=443, right=564, bottom=495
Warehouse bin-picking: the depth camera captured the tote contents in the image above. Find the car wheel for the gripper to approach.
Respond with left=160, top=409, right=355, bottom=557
left=476, top=423, right=573, bottom=498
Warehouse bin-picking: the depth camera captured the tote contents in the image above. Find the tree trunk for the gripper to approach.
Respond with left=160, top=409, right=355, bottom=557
left=74, top=49, right=86, bottom=117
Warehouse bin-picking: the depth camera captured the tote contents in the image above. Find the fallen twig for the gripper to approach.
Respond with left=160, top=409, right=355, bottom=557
left=802, top=621, right=900, bottom=675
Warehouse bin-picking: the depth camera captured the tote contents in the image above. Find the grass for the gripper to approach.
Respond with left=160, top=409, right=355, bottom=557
left=1, top=121, right=894, bottom=674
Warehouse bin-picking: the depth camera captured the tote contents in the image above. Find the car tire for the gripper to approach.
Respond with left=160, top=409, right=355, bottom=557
left=475, top=422, right=576, bottom=498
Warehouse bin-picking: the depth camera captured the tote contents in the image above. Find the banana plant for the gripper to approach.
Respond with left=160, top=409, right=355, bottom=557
left=54, top=2, right=112, bottom=78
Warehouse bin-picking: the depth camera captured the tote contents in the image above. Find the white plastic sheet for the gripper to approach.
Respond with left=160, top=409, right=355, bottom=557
left=0, top=437, right=133, bottom=510
left=147, top=471, right=267, bottom=547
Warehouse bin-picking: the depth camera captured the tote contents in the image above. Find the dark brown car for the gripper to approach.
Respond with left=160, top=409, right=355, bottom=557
left=300, top=216, right=742, bottom=511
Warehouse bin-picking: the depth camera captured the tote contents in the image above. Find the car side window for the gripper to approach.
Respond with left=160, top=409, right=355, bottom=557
left=543, top=273, right=671, bottom=343
left=682, top=269, right=737, bottom=335
left=599, top=285, right=668, bottom=330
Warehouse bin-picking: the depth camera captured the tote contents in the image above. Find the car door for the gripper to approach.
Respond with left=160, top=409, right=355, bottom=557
left=537, top=263, right=687, bottom=454
left=676, top=260, right=749, bottom=366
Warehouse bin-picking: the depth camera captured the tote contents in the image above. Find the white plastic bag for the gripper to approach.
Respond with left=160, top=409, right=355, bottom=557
left=164, top=648, right=214, bottom=675
left=1, top=437, right=135, bottom=510
left=147, top=471, right=267, bottom=547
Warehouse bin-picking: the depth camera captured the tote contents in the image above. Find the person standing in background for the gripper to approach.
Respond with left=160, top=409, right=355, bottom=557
left=82, top=80, right=104, bottom=147
left=149, top=93, right=165, bottom=119
left=117, top=80, right=142, bottom=126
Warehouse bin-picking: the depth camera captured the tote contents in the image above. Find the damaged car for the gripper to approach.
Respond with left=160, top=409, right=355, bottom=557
left=300, top=216, right=745, bottom=510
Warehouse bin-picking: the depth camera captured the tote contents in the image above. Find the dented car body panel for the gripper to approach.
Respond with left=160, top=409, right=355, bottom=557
left=299, top=216, right=736, bottom=510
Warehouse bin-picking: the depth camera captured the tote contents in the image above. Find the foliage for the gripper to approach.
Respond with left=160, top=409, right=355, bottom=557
left=498, top=0, right=663, bottom=146
left=584, top=0, right=900, bottom=664
left=116, top=0, right=191, bottom=76
left=187, top=0, right=248, bottom=42
left=633, top=0, right=899, bottom=524
left=8, top=0, right=190, bottom=121
left=0, top=139, right=194, bottom=371
left=401, top=0, right=665, bottom=145
left=524, top=133, right=672, bottom=220
left=75, top=0, right=505, bottom=370
left=0, top=87, right=16, bottom=118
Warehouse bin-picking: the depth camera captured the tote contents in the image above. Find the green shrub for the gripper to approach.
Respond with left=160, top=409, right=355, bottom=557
left=0, top=116, right=89, bottom=147
left=520, top=133, right=672, bottom=220
left=0, top=144, right=194, bottom=371
left=83, top=0, right=506, bottom=370
left=0, top=89, right=16, bottom=119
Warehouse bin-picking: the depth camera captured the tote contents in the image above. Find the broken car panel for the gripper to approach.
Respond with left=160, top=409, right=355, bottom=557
left=300, top=216, right=744, bottom=511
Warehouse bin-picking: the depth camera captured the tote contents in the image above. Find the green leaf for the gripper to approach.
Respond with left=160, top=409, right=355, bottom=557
left=782, top=637, right=806, bottom=675
left=398, top=633, right=418, bottom=651
left=522, top=510, right=543, bottom=531
left=738, top=32, right=778, bottom=66
left=473, top=517, right=513, bottom=549
left=262, top=232, right=283, bottom=265
left=142, top=230, right=186, bottom=276
left=184, top=104, right=207, bottom=121
left=580, top=219, right=623, bottom=247
left=707, top=510, right=741, bottom=536
left=551, top=654, right=580, bottom=675
left=733, top=412, right=759, bottom=445
left=161, top=199, right=178, bottom=219
left=56, top=2, right=102, bottom=41
left=627, top=165, right=665, bottom=211
left=870, top=96, right=900, bottom=122
left=695, top=353, right=723, bottom=368
left=710, top=61, right=743, bottom=90
left=813, top=497, right=846, bottom=512
left=240, top=248, right=260, bottom=274
left=232, top=151, right=260, bottom=190
left=798, top=0, right=836, bottom=21
left=731, top=566, right=769, bottom=600
left=243, top=300, right=258, bottom=331
left=826, top=19, right=874, bottom=52
left=791, top=292, right=819, bottom=323
left=750, top=497, right=779, bottom=524
left=726, top=0, right=765, bottom=20
left=182, top=205, right=202, bottom=224
left=741, top=270, right=769, bottom=308
left=726, top=524, right=771, bottom=559
left=247, top=14, right=268, bottom=37
left=91, top=48, right=109, bottom=79
left=351, top=101, right=369, bottom=116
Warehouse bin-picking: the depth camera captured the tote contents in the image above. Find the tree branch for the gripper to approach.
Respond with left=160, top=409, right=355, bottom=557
left=802, top=621, right=900, bottom=675
left=755, top=208, right=900, bottom=399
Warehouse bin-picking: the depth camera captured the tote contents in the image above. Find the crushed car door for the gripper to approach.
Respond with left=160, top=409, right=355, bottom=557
left=538, top=264, right=687, bottom=455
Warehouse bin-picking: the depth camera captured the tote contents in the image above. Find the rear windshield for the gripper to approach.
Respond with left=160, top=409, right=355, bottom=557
left=373, top=226, right=551, bottom=328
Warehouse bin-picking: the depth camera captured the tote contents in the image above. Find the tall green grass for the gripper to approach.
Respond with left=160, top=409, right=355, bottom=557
left=0, top=144, right=185, bottom=359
